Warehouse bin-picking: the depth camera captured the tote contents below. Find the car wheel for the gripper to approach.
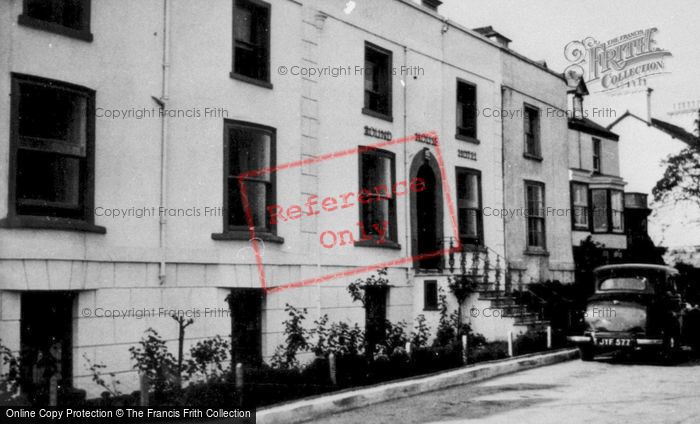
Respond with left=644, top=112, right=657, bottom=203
left=579, top=345, right=594, bottom=361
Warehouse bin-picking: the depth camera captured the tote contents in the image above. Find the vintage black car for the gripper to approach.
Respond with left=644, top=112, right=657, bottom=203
left=568, top=263, right=694, bottom=361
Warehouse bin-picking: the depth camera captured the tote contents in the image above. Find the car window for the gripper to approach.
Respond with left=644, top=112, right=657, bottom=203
left=599, top=277, right=647, bottom=291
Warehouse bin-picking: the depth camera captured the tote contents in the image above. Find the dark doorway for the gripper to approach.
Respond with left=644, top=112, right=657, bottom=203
left=416, top=163, right=441, bottom=270
left=20, top=291, right=75, bottom=399
left=227, top=288, right=264, bottom=366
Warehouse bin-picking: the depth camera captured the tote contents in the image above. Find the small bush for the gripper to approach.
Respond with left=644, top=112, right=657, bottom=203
left=514, top=330, right=548, bottom=355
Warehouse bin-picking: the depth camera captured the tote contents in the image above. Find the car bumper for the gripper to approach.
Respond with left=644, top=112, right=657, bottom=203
left=567, top=334, right=664, bottom=347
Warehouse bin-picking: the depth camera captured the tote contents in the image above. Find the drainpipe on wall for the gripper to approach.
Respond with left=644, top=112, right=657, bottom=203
left=157, top=0, right=171, bottom=285
left=403, top=45, right=410, bottom=282
left=500, top=86, right=508, bottom=267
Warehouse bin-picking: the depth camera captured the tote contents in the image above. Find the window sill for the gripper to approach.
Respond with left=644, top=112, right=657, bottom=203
left=423, top=307, right=439, bottom=312
left=0, top=215, right=105, bottom=233
left=230, top=72, right=273, bottom=89
left=591, top=230, right=625, bottom=235
left=212, top=230, right=284, bottom=243
left=524, top=248, right=550, bottom=256
left=573, top=226, right=591, bottom=232
left=523, top=152, right=543, bottom=162
left=455, top=134, right=480, bottom=144
left=362, top=108, right=393, bottom=122
left=354, top=239, right=401, bottom=250
left=18, top=15, right=93, bottom=42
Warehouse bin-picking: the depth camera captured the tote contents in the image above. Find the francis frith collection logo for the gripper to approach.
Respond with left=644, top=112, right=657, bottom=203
left=564, top=28, right=672, bottom=93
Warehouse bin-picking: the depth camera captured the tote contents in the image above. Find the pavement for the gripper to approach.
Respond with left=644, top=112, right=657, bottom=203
left=307, top=353, right=700, bottom=424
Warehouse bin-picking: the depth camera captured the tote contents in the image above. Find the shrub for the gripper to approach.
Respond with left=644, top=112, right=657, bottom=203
left=410, top=314, right=431, bottom=348
left=82, top=353, right=122, bottom=398
left=185, top=335, right=231, bottom=381
left=514, top=330, right=548, bottom=355
left=434, top=287, right=456, bottom=347
left=469, top=341, right=508, bottom=363
left=270, top=304, right=309, bottom=369
left=128, top=328, right=178, bottom=395
left=325, top=321, right=364, bottom=357
left=0, top=340, right=22, bottom=396
left=347, top=268, right=390, bottom=305
left=377, top=320, right=408, bottom=356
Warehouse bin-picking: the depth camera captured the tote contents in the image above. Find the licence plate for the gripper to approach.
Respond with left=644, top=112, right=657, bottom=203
left=597, top=338, right=633, bottom=347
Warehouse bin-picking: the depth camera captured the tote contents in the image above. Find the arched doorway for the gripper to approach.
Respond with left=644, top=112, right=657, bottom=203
left=410, top=149, right=443, bottom=270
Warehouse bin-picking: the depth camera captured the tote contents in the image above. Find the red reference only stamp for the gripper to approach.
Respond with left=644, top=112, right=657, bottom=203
left=238, top=132, right=461, bottom=293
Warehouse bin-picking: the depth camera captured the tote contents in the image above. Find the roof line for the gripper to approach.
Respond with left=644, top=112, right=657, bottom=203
left=393, top=0, right=565, bottom=81
left=607, top=111, right=700, bottom=147
left=607, top=110, right=649, bottom=129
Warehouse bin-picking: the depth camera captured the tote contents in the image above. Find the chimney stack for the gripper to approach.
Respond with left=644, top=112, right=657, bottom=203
left=646, top=87, right=654, bottom=123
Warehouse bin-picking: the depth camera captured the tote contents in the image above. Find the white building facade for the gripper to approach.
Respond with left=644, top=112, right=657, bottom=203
left=0, top=0, right=574, bottom=396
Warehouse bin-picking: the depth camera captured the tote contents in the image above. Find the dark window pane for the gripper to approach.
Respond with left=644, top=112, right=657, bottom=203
left=11, top=76, right=93, bottom=221
left=528, top=217, right=545, bottom=247
left=25, top=0, right=87, bottom=30
left=591, top=189, right=608, bottom=231
left=364, top=45, right=391, bottom=115
left=593, top=138, right=602, bottom=172
left=17, top=150, right=82, bottom=207
left=457, top=170, right=481, bottom=244
left=526, top=183, right=545, bottom=247
left=234, top=5, right=253, bottom=44
left=457, top=82, right=476, bottom=138
left=458, top=209, right=479, bottom=238
left=572, top=183, right=589, bottom=228
left=229, top=128, right=270, bottom=179
left=228, top=180, right=269, bottom=229
left=611, top=191, right=624, bottom=231
left=233, top=0, right=269, bottom=81
left=524, top=107, right=540, bottom=156
left=361, top=153, right=391, bottom=193
left=362, top=199, right=390, bottom=237
left=424, top=280, right=438, bottom=310
left=225, top=122, right=275, bottom=233
left=19, top=84, right=87, bottom=151
left=359, top=150, right=395, bottom=242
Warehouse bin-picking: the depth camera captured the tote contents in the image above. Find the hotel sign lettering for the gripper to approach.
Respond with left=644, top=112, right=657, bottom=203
left=415, top=132, right=438, bottom=146
left=458, top=150, right=477, bottom=161
left=364, top=126, right=392, bottom=141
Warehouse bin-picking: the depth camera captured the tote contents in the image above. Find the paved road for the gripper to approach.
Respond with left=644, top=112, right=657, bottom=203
left=309, top=355, right=700, bottom=424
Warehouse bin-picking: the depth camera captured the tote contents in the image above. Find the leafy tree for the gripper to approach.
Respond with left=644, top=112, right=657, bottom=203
left=653, top=144, right=700, bottom=208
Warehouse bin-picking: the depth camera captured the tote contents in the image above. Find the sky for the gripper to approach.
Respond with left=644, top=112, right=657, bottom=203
left=440, top=0, right=700, bottom=131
